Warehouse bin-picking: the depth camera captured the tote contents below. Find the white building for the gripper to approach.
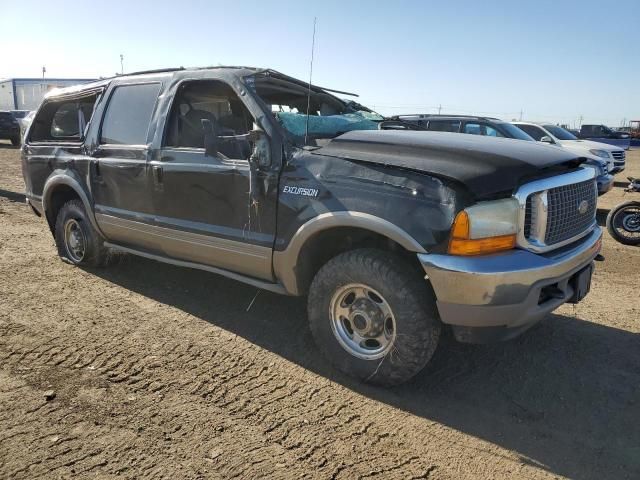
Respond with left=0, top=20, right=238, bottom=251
left=0, top=78, right=95, bottom=111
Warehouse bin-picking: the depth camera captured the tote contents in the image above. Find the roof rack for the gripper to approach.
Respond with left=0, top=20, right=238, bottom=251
left=394, top=114, right=502, bottom=121
left=116, top=66, right=186, bottom=77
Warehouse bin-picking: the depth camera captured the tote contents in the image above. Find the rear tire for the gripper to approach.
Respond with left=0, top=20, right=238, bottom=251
left=606, top=201, right=640, bottom=246
left=54, top=199, right=113, bottom=267
left=308, top=248, right=441, bottom=386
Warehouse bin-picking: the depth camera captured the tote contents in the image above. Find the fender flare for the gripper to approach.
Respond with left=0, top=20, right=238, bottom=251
left=42, top=171, right=105, bottom=238
left=272, top=211, right=427, bottom=295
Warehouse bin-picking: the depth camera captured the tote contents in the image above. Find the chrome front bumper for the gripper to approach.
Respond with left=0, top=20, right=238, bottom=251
left=419, top=227, right=602, bottom=340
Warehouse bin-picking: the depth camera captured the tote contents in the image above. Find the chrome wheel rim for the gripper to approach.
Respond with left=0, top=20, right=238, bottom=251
left=64, top=218, right=86, bottom=262
left=330, top=284, right=396, bottom=360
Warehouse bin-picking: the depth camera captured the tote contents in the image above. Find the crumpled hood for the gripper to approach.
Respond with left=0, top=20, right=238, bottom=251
left=314, top=130, right=584, bottom=198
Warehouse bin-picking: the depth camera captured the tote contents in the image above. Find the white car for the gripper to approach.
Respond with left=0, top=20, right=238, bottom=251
left=513, top=122, right=625, bottom=174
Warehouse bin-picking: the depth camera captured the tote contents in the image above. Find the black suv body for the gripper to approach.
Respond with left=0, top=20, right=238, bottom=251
left=0, top=111, right=21, bottom=146
left=21, top=67, right=602, bottom=385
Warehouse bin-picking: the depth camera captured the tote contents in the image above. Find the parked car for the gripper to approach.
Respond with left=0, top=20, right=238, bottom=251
left=578, top=124, right=631, bottom=150
left=390, top=114, right=535, bottom=140
left=394, top=115, right=613, bottom=195
left=22, top=67, right=602, bottom=386
left=514, top=122, right=626, bottom=174
left=0, top=111, right=21, bottom=146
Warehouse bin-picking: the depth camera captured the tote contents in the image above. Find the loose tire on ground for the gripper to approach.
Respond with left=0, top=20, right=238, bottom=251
left=308, top=248, right=441, bottom=386
left=606, top=201, right=640, bottom=246
left=54, top=199, right=113, bottom=267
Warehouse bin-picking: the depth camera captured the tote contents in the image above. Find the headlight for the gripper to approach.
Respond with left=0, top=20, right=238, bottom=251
left=584, top=160, right=605, bottom=175
left=448, top=198, right=518, bottom=255
left=589, top=149, right=611, bottom=159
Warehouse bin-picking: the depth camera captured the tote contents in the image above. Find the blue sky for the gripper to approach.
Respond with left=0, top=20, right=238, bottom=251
left=2, top=0, right=638, bottom=126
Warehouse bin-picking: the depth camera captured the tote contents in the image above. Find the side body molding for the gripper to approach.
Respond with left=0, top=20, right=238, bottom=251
left=42, top=171, right=104, bottom=238
left=273, top=211, right=427, bottom=295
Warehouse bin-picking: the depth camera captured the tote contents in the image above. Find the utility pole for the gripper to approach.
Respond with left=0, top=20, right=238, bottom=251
left=438, top=104, right=442, bottom=115
left=42, top=66, right=46, bottom=79
left=579, top=115, right=583, bottom=128
left=120, top=54, right=124, bottom=75
left=519, top=109, right=523, bottom=121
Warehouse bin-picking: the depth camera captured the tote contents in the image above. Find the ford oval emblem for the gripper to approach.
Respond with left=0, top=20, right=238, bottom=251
left=578, top=200, right=589, bottom=214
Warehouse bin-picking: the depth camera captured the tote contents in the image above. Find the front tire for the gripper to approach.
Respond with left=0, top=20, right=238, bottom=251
left=308, top=249, right=441, bottom=386
left=54, top=199, right=112, bottom=267
left=606, top=201, right=640, bottom=246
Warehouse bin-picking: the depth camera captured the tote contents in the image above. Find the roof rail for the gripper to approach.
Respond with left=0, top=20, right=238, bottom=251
left=395, top=114, right=503, bottom=121
left=117, top=67, right=186, bottom=77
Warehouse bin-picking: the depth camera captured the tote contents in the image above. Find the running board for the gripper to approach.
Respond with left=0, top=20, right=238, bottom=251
left=104, top=242, right=289, bottom=296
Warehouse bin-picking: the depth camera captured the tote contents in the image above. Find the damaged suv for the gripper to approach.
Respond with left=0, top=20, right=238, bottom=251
left=22, top=67, right=602, bottom=386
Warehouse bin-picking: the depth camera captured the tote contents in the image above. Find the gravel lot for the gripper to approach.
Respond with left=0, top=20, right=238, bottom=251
left=0, top=143, right=638, bottom=479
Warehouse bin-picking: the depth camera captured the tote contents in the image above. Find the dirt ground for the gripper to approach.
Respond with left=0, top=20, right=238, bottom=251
left=0, top=143, right=638, bottom=480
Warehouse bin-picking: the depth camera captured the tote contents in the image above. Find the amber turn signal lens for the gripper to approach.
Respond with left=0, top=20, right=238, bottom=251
left=448, top=210, right=516, bottom=256
left=448, top=235, right=516, bottom=256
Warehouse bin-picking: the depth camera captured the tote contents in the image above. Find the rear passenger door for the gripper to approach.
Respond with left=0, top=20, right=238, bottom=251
left=91, top=82, right=163, bottom=250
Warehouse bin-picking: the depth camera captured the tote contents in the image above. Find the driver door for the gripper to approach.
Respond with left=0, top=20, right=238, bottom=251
left=149, top=79, right=276, bottom=280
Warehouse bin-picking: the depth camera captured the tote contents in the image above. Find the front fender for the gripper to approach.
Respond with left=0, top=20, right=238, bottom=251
left=272, top=211, right=427, bottom=295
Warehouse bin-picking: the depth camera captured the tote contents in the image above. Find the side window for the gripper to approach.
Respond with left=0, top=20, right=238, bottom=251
left=463, top=123, right=505, bottom=137
left=518, top=125, right=545, bottom=141
left=463, top=122, right=482, bottom=135
left=29, top=93, right=98, bottom=142
left=100, top=83, right=161, bottom=145
left=427, top=120, right=461, bottom=132
left=483, top=125, right=504, bottom=137
left=164, top=80, right=255, bottom=160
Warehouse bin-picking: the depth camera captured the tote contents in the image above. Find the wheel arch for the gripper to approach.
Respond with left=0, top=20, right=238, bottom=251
left=42, top=172, right=103, bottom=238
left=273, top=212, right=427, bottom=296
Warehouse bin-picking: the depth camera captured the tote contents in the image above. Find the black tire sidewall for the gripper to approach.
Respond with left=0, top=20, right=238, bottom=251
left=308, top=249, right=441, bottom=386
left=606, top=201, right=640, bottom=246
left=54, top=200, right=104, bottom=267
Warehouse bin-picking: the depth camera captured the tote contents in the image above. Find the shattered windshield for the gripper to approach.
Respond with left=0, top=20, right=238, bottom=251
left=246, top=72, right=383, bottom=144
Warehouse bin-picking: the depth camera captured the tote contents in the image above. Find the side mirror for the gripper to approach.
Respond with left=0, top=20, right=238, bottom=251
left=248, top=129, right=271, bottom=168
left=540, top=135, right=554, bottom=144
left=201, top=118, right=218, bottom=156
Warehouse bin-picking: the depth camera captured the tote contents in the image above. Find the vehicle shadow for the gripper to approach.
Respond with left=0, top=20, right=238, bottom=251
left=596, top=207, right=609, bottom=226
left=91, top=256, right=640, bottom=480
left=0, top=188, right=26, bottom=203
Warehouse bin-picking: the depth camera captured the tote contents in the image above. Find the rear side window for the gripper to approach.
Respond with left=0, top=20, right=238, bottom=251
left=100, top=83, right=161, bottom=145
left=427, top=120, right=460, bottom=132
left=29, top=93, right=98, bottom=142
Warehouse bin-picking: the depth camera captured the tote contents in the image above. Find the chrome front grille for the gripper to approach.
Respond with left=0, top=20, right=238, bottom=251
left=545, top=180, right=597, bottom=245
left=611, top=150, right=625, bottom=160
left=516, top=168, right=597, bottom=252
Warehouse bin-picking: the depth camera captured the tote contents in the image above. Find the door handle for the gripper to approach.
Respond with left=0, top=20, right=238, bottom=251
left=152, top=165, right=163, bottom=184
left=93, top=160, right=105, bottom=184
